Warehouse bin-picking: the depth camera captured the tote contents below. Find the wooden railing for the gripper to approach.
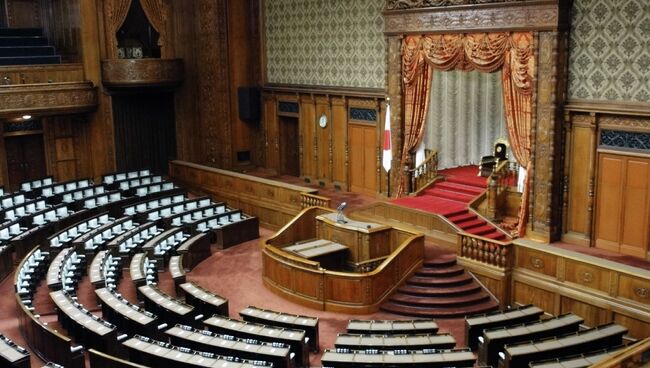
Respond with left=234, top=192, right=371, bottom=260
left=263, top=206, right=425, bottom=313
left=590, top=337, right=650, bottom=367
left=486, top=160, right=518, bottom=220
left=410, top=150, right=438, bottom=194
left=458, top=232, right=513, bottom=269
left=300, top=192, right=331, bottom=208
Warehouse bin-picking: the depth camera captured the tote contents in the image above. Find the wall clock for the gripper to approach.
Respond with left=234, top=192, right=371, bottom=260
left=318, top=114, right=328, bottom=128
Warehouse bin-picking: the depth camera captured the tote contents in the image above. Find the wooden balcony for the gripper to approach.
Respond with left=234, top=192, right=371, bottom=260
left=0, top=81, right=97, bottom=117
left=101, top=58, right=184, bottom=88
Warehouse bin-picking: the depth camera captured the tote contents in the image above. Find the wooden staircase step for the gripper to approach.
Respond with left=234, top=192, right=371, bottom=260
left=436, top=181, right=484, bottom=195
left=422, top=256, right=457, bottom=268
left=398, top=283, right=482, bottom=297
left=407, top=273, right=473, bottom=287
left=415, top=264, right=464, bottom=277
left=389, top=291, right=492, bottom=307
left=380, top=299, right=499, bottom=318
left=457, top=219, right=487, bottom=230
left=447, top=212, right=477, bottom=223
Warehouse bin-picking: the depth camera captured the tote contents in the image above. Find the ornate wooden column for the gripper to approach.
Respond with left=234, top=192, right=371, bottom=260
left=383, top=0, right=573, bottom=242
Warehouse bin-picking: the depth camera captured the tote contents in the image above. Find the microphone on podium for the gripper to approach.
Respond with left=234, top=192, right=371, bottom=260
left=336, top=202, right=348, bottom=224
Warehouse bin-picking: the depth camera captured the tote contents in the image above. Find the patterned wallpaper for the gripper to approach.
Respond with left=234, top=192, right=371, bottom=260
left=264, top=0, right=386, bottom=89
left=568, top=0, right=650, bottom=102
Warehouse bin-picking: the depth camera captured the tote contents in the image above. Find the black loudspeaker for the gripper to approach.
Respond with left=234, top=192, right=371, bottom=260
left=238, top=87, right=261, bottom=122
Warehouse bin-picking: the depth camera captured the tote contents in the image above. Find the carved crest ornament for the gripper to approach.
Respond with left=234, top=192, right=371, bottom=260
left=386, top=0, right=525, bottom=10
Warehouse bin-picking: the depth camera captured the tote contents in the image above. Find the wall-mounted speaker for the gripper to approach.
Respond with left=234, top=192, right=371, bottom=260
left=238, top=87, right=260, bottom=122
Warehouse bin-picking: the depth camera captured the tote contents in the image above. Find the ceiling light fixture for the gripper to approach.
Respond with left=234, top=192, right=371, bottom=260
left=22, top=115, right=32, bottom=120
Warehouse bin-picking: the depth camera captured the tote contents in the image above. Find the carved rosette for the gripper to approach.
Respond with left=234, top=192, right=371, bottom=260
left=101, top=58, right=184, bottom=88
left=0, top=82, right=98, bottom=116
left=384, top=2, right=561, bottom=35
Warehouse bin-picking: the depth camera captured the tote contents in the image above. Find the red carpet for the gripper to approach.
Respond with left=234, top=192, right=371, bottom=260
left=392, top=165, right=508, bottom=241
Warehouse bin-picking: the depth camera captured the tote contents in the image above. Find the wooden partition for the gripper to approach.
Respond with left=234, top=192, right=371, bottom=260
left=351, top=202, right=458, bottom=249
left=512, top=238, right=650, bottom=339
left=15, top=247, right=84, bottom=368
left=262, top=207, right=424, bottom=313
left=169, top=160, right=322, bottom=229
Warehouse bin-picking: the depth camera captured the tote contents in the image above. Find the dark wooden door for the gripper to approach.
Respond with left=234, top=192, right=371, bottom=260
left=279, top=116, right=300, bottom=177
left=5, top=134, right=47, bottom=191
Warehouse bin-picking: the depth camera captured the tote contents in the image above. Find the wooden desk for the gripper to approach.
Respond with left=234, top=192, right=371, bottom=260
left=176, top=232, right=211, bottom=270
left=320, top=348, right=476, bottom=367
left=179, top=282, right=228, bottom=317
left=285, top=239, right=348, bottom=270
left=347, top=319, right=439, bottom=335
left=335, top=333, right=456, bottom=351
left=95, top=288, right=158, bottom=338
left=240, top=305, right=319, bottom=352
left=203, top=314, right=309, bottom=367
left=316, top=213, right=391, bottom=263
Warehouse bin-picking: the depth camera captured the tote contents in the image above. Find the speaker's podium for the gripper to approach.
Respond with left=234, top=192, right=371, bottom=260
left=262, top=207, right=424, bottom=313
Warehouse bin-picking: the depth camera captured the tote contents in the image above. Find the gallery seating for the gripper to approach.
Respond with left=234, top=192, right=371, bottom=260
left=19, top=176, right=54, bottom=196
left=0, top=332, right=30, bottom=368
left=95, top=288, right=159, bottom=339
left=108, top=221, right=162, bottom=261
left=240, top=306, right=319, bottom=352
left=3, top=198, right=47, bottom=222
left=346, top=319, right=439, bottom=335
left=102, top=169, right=152, bottom=188
left=203, top=314, right=310, bottom=367
left=142, top=196, right=216, bottom=226
left=166, top=324, right=294, bottom=368
left=334, top=333, right=456, bottom=351
left=71, top=215, right=136, bottom=254
left=121, top=335, right=273, bottom=368
left=115, top=175, right=163, bottom=192
left=477, top=313, right=584, bottom=367
left=140, top=227, right=190, bottom=269
left=320, top=348, right=476, bottom=367
left=122, top=192, right=187, bottom=218
left=89, top=250, right=122, bottom=289
left=194, top=210, right=260, bottom=248
left=50, top=290, right=117, bottom=353
left=527, top=344, right=629, bottom=368
left=47, top=212, right=113, bottom=252
left=465, top=304, right=544, bottom=349
left=130, top=181, right=178, bottom=198
left=175, top=232, right=211, bottom=270
left=37, top=179, right=92, bottom=199
left=56, top=184, right=106, bottom=206
left=46, top=247, right=85, bottom=292
left=129, top=253, right=157, bottom=287
left=15, top=247, right=84, bottom=368
left=179, top=282, right=229, bottom=318
left=499, top=322, right=628, bottom=368
left=137, top=283, right=198, bottom=327
left=169, top=255, right=186, bottom=293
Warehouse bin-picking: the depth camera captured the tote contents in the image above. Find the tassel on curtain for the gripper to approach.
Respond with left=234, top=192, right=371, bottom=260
left=140, top=0, right=169, bottom=57
left=104, top=0, right=132, bottom=59
left=398, top=32, right=534, bottom=236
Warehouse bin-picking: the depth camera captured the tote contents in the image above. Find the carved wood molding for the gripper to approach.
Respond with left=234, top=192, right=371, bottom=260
left=386, top=0, right=524, bottom=10
left=101, top=58, right=184, bottom=88
left=0, top=81, right=98, bottom=117
left=384, top=0, right=568, bottom=35
left=566, top=99, right=650, bottom=117
left=264, top=84, right=386, bottom=98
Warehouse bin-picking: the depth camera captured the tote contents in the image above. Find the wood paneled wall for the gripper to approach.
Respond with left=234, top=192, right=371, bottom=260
left=173, top=0, right=263, bottom=170
left=262, top=88, right=387, bottom=196
left=562, top=101, right=650, bottom=259
left=4, top=0, right=39, bottom=27
left=38, top=0, right=81, bottom=62
left=42, top=115, right=92, bottom=182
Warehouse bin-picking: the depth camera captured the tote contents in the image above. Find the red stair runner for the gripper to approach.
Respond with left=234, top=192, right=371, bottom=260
left=381, top=254, right=499, bottom=318
left=391, top=165, right=508, bottom=241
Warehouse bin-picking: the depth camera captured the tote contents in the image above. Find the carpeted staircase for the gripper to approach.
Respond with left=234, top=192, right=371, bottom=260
left=381, top=254, right=499, bottom=318
left=0, top=28, right=61, bottom=66
left=392, top=165, right=508, bottom=241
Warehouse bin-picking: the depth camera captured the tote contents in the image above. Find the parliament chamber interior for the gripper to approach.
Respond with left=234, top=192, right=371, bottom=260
left=0, top=0, right=649, bottom=367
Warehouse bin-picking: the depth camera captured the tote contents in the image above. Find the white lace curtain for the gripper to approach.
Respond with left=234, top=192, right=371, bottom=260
left=421, top=69, right=507, bottom=169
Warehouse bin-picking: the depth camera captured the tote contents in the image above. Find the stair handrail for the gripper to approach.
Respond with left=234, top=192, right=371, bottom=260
left=300, top=192, right=331, bottom=209
left=457, top=231, right=513, bottom=269
left=590, top=337, right=650, bottom=368
left=486, top=160, right=517, bottom=221
left=409, top=150, right=439, bottom=195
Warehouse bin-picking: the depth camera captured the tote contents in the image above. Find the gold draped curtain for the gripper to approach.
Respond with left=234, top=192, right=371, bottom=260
left=140, top=0, right=169, bottom=57
left=104, top=0, right=132, bottom=59
left=399, top=32, right=534, bottom=236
